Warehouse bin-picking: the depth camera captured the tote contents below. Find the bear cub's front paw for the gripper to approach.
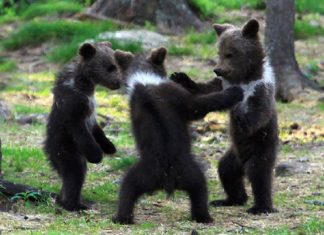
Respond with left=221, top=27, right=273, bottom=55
left=170, top=72, right=196, bottom=89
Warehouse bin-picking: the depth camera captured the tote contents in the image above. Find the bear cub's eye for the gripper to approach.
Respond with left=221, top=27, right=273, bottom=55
left=107, top=64, right=116, bottom=72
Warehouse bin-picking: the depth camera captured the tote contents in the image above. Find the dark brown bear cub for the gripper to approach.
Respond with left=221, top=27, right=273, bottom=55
left=44, top=42, right=126, bottom=211
left=112, top=47, right=243, bottom=224
left=171, top=19, right=278, bottom=214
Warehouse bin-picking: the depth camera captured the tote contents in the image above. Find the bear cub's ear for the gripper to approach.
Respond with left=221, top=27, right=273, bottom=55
left=213, top=23, right=233, bottom=37
left=114, top=50, right=134, bottom=70
left=148, top=47, right=167, bottom=65
left=79, top=43, right=96, bottom=59
left=242, top=19, right=259, bottom=38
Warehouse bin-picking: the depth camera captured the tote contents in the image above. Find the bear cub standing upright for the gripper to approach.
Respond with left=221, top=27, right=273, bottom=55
left=44, top=42, right=127, bottom=211
left=112, top=47, right=243, bottom=224
left=171, top=19, right=279, bottom=214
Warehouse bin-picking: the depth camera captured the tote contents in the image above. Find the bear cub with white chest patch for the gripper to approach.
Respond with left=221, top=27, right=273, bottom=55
left=44, top=42, right=129, bottom=211
left=171, top=19, right=279, bottom=214
left=112, top=47, right=243, bottom=224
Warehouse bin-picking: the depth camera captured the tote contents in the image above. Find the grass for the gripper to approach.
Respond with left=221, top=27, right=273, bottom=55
left=296, top=0, right=324, bottom=14
left=20, top=1, right=83, bottom=20
left=168, top=44, right=194, bottom=56
left=2, top=19, right=143, bottom=63
left=294, top=19, right=324, bottom=39
left=188, top=0, right=265, bottom=19
left=0, top=57, right=16, bottom=72
left=2, top=19, right=118, bottom=50
left=13, top=104, right=48, bottom=115
left=184, top=30, right=216, bottom=45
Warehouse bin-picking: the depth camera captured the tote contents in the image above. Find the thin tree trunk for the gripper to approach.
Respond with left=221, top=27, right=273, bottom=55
left=87, top=0, right=205, bottom=34
left=265, top=0, right=322, bottom=102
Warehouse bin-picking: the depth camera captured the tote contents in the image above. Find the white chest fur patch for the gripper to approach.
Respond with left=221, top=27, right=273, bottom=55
left=221, top=60, right=275, bottom=113
left=127, top=71, right=167, bottom=96
left=240, top=60, right=275, bottom=103
left=86, top=95, right=97, bottom=130
left=63, top=78, right=75, bottom=88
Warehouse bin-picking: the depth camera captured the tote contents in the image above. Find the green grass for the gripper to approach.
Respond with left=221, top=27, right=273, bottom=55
left=2, top=146, right=45, bottom=172
left=107, top=156, right=137, bottom=172
left=21, top=1, right=83, bottom=19
left=294, top=20, right=324, bottom=39
left=188, top=0, right=264, bottom=18
left=0, top=57, right=16, bottom=72
left=168, top=44, right=194, bottom=56
left=2, top=19, right=143, bottom=63
left=296, top=0, right=324, bottom=14
left=184, top=30, right=216, bottom=45
left=2, top=19, right=118, bottom=50
left=13, top=104, right=48, bottom=115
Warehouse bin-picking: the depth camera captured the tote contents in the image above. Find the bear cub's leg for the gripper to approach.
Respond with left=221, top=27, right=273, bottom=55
left=178, top=161, right=213, bottom=223
left=246, top=155, right=277, bottom=214
left=210, top=149, right=248, bottom=207
left=56, top=157, right=88, bottom=211
left=113, top=163, right=159, bottom=224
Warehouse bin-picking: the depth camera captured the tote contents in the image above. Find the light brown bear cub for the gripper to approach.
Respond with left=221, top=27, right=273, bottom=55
left=171, top=19, right=278, bottom=214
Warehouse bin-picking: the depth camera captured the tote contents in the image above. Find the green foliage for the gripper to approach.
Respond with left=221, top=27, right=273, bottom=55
left=168, top=44, right=194, bottom=56
left=0, top=57, right=16, bottom=72
left=14, top=104, right=48, bottom=115
left=184, top=30, right=216, bottom=45
left=2, top=147, right=44, bottom=172
left=2, top=19, right=143, bottom=63
left=2, top=19, right=118, bottom=50
left=107, top=156, right=137, bottom=172
left=188, top=0, right=265, bottom=19
left=294, top=20, right=324, bottom=39
left=21, top=1, right=83, bottom=19
left=11, top=191, right=43, bottom=202
left=296, top=0, right=324, bottom=14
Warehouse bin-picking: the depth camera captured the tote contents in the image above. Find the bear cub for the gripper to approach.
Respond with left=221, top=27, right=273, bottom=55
left=112, top=47, right=243, bottom=224
left=44, top=42, right=127, bottom=211
left=171, top=19, right=279, bottom=214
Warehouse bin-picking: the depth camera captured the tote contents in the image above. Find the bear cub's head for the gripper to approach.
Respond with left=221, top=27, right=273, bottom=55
left=114, top=47, right=167, bottom=80
left=213, top=19, right=264, bottom=84
left=78, top=41, right=130, bottom=90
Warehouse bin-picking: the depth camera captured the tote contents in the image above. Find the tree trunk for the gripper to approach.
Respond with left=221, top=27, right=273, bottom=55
left=87, top=0, right=205, bottom=34
left=265, top=0, right=322, bottom=102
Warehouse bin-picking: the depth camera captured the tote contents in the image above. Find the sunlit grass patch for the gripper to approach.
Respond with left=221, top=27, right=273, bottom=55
left=13, top=104, right=49, bottom=115
left=295, top=19, right=324, bottom=40
left=168, top=44, right=194, bottom=56
left=21, top=1, right=83, bottom=20
left=2, top=19, right=119, bottom=50
left=184, top=30, right=216, bottom=45
left=2, top=146, right=45, bottom=173
left=106, top=156, right=137, bottom=172
left=296, top=0, right=324, bottom=14
left=0, top=57, right=16, bottom=72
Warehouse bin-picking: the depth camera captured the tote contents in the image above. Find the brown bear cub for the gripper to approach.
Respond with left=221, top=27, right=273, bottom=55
left=171, top=19, right=278, bottom=214
left=112, top=47, right=244, bottom=224
left=44, top=42, right=127, bottom=211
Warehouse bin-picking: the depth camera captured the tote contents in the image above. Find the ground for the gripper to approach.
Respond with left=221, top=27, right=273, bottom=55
left=0, top=1, right=324, bottom=234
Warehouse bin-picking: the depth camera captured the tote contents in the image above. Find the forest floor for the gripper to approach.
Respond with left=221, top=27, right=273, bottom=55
left=0, top=3, right=324, bottom=235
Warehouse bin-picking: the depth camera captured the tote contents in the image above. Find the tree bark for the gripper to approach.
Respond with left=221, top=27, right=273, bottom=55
left=265, top=0, right=322, bottom=102
left=87, top=0, right=205, bottom=34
